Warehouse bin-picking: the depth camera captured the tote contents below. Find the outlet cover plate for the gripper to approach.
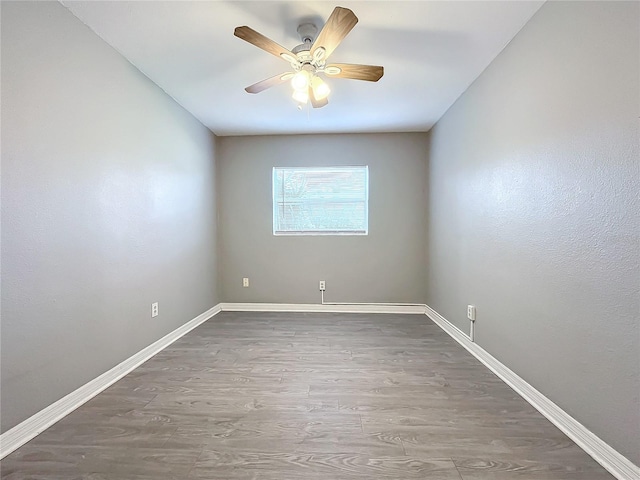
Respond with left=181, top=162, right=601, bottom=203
left=467, top=305, right=476, bottom=321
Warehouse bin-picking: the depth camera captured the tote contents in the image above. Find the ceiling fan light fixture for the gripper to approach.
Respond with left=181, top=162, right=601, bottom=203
left=291, top=70, right=311, bottom=91
left=311, top=76, right=330, bottom=100
left=292, top=89, right=309, bottom=104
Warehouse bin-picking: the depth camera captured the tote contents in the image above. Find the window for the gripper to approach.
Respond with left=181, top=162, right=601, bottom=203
left=273, top=166, right=369, bottom=235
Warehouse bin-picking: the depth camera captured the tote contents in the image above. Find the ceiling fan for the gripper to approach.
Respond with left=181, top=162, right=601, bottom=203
left=234, top=6, right=384, bottom=108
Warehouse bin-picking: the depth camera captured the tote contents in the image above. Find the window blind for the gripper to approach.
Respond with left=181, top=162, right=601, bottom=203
left=272, top=166, right=369, bottom=235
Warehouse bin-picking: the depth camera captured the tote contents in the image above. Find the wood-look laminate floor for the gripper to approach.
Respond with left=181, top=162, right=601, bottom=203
left=1, top=312, right=614, bottom=479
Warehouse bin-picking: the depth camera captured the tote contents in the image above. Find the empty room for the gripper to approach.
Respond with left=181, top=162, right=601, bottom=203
left=1, top=1, right=638, bottom=479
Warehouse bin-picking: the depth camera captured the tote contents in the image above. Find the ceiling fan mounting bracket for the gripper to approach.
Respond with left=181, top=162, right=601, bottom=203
left=292, top=23, right=319, bottom=62
left=297, top=23, right=318, bottom=44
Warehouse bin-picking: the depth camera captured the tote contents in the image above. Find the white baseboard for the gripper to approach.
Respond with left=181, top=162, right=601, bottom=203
left=424, top=305, right=639, bottom=480
left=220, top=302, right=426, bottom=314
left=0, top=304, right=222, bottom=460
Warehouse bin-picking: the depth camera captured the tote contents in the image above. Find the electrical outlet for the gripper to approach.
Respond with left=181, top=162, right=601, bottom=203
left=319, top=280, right=326, bottom=291
left=243, top=277, right=249, bottom=287
left=467, top=305, right=476, bottom=321
left=151, top=302, right=159, bottom=318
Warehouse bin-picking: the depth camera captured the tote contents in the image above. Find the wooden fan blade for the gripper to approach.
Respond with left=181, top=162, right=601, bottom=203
left=311, top=7, right=358, bottom=60
left=234, top=26, right=297, bottom=61
left=245, top=73, right=293, bottom=94
left=324, top=63, right=384, bottom=82
left=309, top=86, right=329, bottom=108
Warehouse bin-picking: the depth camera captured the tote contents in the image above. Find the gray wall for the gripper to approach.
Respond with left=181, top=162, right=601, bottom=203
left=1, top=1, right=219, bottom=432
left=426, top=1, right=639, bottom=464
left=218, top=133, right=428, bottom=304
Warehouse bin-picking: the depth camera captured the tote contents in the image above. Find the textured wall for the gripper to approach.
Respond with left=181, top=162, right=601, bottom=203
left=218, top=133, right=428, bottom=304
left=1, top=1, right=219, bottom=432
left=426, top=1, right=639, bottom=463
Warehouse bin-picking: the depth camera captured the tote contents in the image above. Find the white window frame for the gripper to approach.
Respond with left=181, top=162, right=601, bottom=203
left=272, top=166, right=369, bottom=236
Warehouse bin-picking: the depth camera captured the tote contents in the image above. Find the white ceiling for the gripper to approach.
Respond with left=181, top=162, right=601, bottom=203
left=61, top=1, right=544, bottom=136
